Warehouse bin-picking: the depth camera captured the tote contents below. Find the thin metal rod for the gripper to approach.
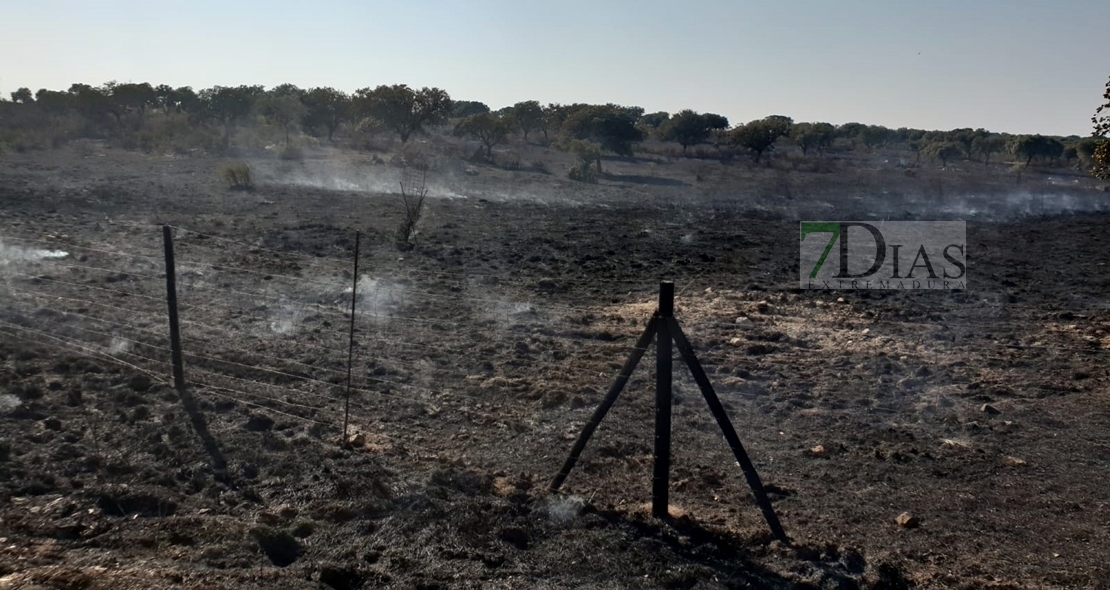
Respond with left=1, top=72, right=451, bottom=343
left=652, top=281, right=674, bottom=518
left=669, top=317, right=788, bottom=543
left=549, top=316, right=659, bottom=492
left=343, top=230, right=360, bottom=445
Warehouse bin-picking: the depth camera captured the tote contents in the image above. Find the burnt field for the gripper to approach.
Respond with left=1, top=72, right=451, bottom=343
left=1, top=144, right=1109, bottom=589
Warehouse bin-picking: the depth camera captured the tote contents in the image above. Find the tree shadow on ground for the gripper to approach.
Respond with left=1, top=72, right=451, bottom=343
left=600, top=172, right=689, bottom=187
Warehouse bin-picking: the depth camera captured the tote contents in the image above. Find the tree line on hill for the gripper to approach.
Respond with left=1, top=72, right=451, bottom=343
left=2, top=80, right=1108, bottom=180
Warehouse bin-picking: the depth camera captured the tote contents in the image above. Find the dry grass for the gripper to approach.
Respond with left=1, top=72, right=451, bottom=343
left=219, top=162, right=253, bottom=191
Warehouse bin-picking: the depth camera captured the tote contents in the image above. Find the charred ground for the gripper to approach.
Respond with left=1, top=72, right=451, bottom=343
left=1, top=143, right=1109, bottom=589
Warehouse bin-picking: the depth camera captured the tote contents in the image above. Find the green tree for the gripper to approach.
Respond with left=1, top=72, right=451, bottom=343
left=559, top=104, right=645, bottom=172
left=1091, top=75, right=1110, bottom=179
left=860, top=125, right=896, bottom=150
left=302, top=87, right=351, bottom=141
left=453, top=112, right=511, bottom=158
left=67, top=83, right=117, bottom=128
left=508, top=100, right=544, bottom=141
left=34, top=89, right=73, bottom=115
left=730, top=116, right=793, bottom=163
left=659, top=110, right=729, bottom=154
left=268, top=83, right=304, bottom=99
left=637, top=111, right=670, bottom=137
left=567, top=139, right=601, bottom=181
left=109, top=82, right=156, bottom=112
left=353, top=84, right=452, bottom=143
left=1007, top=134, right=1064, bottom=166
left=106, top=82, right=157, bottom=125
left=1075, top=137, right=1102, bottom=167
left=257, top=92, right=308, bottom=145
left=836, top=122, right=867, bottom=148
left=10, top=88, right=33, bottom=104
left=451, top=100, right=490, bottom=118
left=790, top=122, right=836, bottom=155
left=923, top=141, right=965, bottom=167
left=971, top=134, right=1006, bottom=165
left=197, top=85, right=266, bottom=149
left=154, top=86, right=199, bottom=114
left=541, top=103, right=568, bottom=140
left=946, top=128, right=988, bottom=158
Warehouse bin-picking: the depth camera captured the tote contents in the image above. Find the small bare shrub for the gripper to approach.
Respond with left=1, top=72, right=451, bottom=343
left=220, top=162, right=254, bottom=191
left=567, top=163, right=598, bottom=183
left=395, top=162, right=428, bottom=250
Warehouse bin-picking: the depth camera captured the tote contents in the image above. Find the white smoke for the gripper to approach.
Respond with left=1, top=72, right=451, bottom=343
left=347, top=275, right=408, bottom=322
left=0, top=240, right=68, bottom=265
left=107, top=337, right=132, bottom=355
left=546, top=495, right=587, bottom=523
left=0, top=394, right=21, bottom=414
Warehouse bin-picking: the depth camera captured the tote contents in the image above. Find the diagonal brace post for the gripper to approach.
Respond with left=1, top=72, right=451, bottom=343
left=549, top=316, right=659, bottom=492
left=668, top=317, right=789, bottom=543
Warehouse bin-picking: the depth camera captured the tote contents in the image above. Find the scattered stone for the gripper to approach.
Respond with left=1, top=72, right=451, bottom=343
left=728, top=337, right=743, bottom=346
left=735, top=316, right=755, bottom=328
left=245, top=414, right=275, bottom=432
left=980, top=404, right=1001, bottom=416
left=347, top=433, right=366, bottom=447
left=1006, top=456, right=1027, bottom=466
left=836, top=297, right=845, bottom=304
left=42, top=417, right=62, bottom=431
left=809, top=445, right=826, bottom=456
left=756, top=301, right=770, bottom=313
left=895, top=512, right=920, bottom=528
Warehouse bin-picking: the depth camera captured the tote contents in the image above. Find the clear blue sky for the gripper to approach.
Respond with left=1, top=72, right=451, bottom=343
left=2, top=0, right=1106, bottom=136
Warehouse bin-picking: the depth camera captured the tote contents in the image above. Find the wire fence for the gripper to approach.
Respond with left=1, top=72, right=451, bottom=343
left=2, top=220, right=1106, bottom=476
left=0, top=221, right=675, bottom=466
